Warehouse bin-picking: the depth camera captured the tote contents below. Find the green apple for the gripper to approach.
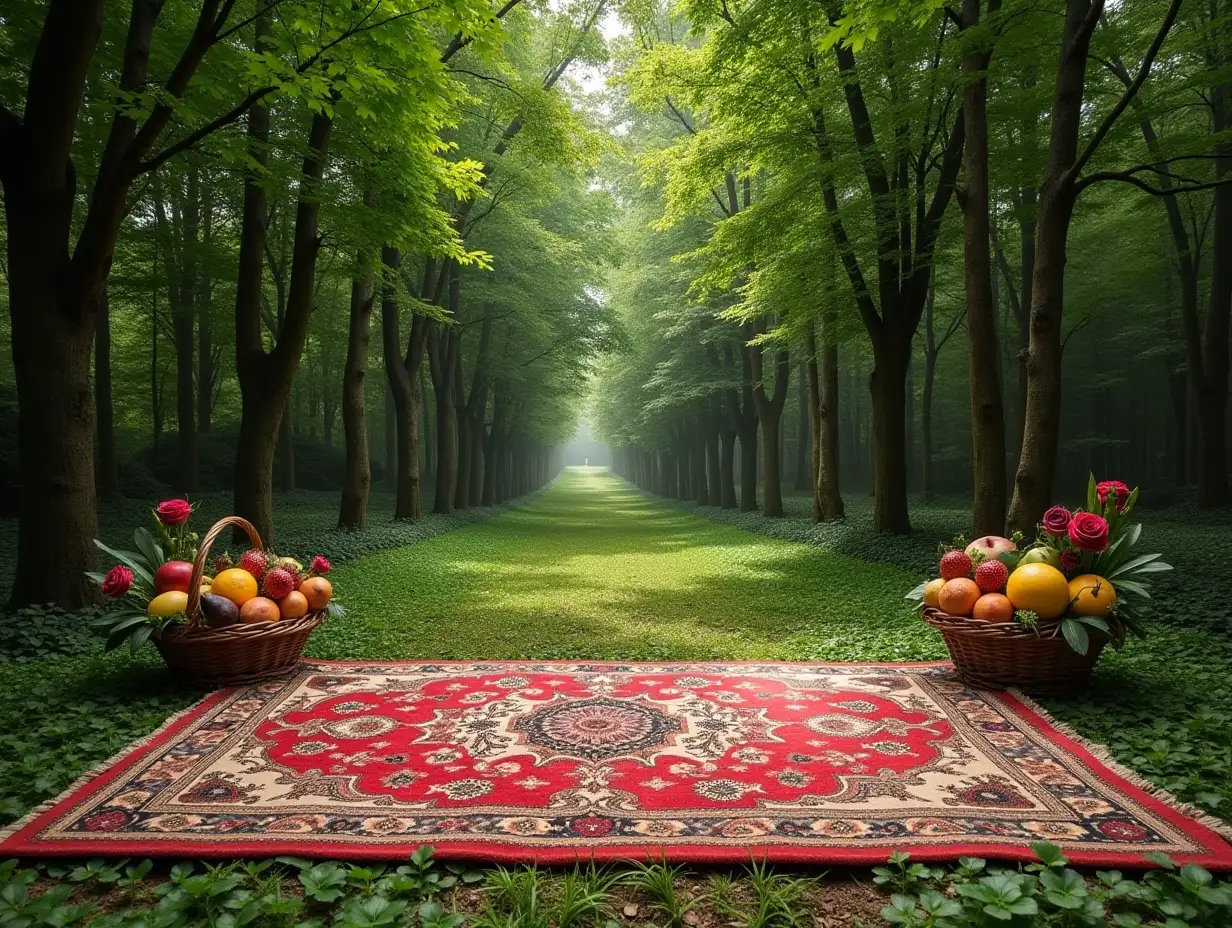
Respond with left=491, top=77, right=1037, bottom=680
left=1018, top=546, right=1061, bottom=568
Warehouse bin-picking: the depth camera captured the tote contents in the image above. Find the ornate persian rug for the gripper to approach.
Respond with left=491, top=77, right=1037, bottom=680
left=4, top=661, right=1231, bottom=868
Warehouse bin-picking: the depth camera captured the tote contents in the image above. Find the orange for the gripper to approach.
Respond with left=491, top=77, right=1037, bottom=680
left=973, top=593, right=1015, bottom=623
left=938, top=578, right=981, bottom=616
left=212, top=568, right=258, bottom=607
left=922, top=578, right=945, bottom=609
left=1068, top=574, right=1116, bottom=617
left=148, top=590, right=189, bottom=618
left=239, top=596, right=280, bottom=623
left=278, top=590, right=309, bottom=620
left=300, top=577, right=332, bottom=611
left=1006, top=562, right=1070, bottom=620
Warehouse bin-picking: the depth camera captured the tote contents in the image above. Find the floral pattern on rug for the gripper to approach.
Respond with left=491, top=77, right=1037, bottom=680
left=4, top=662, right=1231, bottom=867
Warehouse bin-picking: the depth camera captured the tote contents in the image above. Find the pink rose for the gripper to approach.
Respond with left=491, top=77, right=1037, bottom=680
left=1096, top=480, right=1131, bottom=511
left=1041, top=506, right=1072, bottom=536
left=155, top=499, right=193, bottom=526
left=101, top=565, right=133, bottom=598
left=1068, top=512, right=1109, bottom=552
left=311, top=556, right=331, bottom=575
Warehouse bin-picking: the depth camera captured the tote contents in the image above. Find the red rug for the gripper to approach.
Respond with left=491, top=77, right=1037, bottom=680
left=4, top=661, right=1231, bottom=868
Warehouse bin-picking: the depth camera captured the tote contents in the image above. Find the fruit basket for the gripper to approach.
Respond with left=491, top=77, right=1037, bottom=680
left=89, top=502, right=338, bottom=688
left=921, top=606, right=1112, bottom=694
left=907, top=476, right=1172, bottom=696
left=153, top=516, right=326, bottom=686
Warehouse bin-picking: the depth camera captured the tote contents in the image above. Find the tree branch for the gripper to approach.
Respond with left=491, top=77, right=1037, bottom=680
left=1075, top=171, right=1232, bottom=197
left=441, top=0, right=524, bottom=62
left=1067, top=0, right=1183, bottom=183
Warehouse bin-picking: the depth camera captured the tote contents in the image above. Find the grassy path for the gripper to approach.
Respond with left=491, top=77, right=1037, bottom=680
left=316, top=468, right=937, bottom=663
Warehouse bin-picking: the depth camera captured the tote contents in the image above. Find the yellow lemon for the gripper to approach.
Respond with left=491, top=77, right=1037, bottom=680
left=148, top=590, right=189, bottom=618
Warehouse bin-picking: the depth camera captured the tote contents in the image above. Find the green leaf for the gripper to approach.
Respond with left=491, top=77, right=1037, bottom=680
left=1109, top=552, right=1164, bottom=578
left=93, top=541, right=153, bottom=586
left=133, top=528, right=166, bottom=571
left=1114, top=580, right=1152, bottom=599
left=1061, top=618, right=1090, bottom=655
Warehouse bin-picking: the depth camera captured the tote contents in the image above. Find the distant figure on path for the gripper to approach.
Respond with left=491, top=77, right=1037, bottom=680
left=585, top=458, right=589, bottom=466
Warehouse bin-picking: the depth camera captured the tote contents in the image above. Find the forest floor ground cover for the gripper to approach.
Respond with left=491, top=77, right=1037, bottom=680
left=2, top=467, right=1232, bottom=926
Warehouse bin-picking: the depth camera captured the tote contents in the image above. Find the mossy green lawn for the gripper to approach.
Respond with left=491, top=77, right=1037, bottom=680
left=316, top=467, right=934, bottom=662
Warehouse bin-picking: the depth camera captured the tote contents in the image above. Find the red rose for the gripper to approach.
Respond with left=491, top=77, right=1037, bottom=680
left=1041, top=506, right=1071, bottom=536
left=155, top=499, right=193, bottom=526
left=1068, top=512, right=1109, bottom=552
left=101, top=564, right=133, bottom=598
left=1096, top=480, right=1131, bottom=511
left=311, top=556, right=332, bottom=575
left=1059, top=549, right=1081, bottom=573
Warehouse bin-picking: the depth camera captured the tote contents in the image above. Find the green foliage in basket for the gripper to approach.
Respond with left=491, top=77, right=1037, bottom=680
left=86, top=525, right=183, bottom=654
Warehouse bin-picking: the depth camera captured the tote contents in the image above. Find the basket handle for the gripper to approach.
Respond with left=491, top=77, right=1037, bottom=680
left=186, top=516, right=263, bottom=629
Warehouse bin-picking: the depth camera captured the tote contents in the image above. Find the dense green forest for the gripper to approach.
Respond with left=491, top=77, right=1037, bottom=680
left=0, top=0, right=1229, bottom=610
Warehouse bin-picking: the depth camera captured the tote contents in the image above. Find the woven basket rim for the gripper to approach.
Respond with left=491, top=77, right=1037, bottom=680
left=920, top=605, right=1121, bottom=641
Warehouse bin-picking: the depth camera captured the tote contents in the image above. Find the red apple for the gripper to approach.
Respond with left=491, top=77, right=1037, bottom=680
left=154, top=560, right=195, bottom=595
left=965, top=535, right=1016, bottom=562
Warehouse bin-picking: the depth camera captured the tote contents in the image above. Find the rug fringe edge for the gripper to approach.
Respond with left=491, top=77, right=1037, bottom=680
left=1008, top=688, right=1232, bottom=844
left=0, top=695, right=214, bottom=845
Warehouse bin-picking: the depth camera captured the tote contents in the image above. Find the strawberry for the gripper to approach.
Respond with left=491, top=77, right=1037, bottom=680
left=940, top=550, right=973, bottom=581
left=262, top=567, right=297, bottom=601
left=238, top=549, right=268, bottom=579
left=974, top=558, right=1009, bottom=593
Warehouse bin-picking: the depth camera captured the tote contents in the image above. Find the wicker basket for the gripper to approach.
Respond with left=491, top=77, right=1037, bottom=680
left=921, top=606, right=1110, bottom=695
left=152, top=516, right=325, bottom=687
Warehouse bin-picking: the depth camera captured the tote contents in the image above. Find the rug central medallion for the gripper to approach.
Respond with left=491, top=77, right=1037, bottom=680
left=513, top=696, right=683, bottom=762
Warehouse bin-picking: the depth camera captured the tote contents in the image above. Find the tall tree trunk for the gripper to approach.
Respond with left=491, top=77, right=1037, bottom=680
left=717, top=414, right=738, bottom=508
left=422, top=365, right=434, bottom=483
left=5, top=262, right=100, bottom=607
left=1193, top=62, right=1231, bottom=505
left=921, top=347, right=936, bottom=499
left=2, top=1, right=104, bottom=607
left=1010, top=0, right=1181, bottom=531
left=338, top=236, right=375, bottom=531
left=173, top=227, right=198, bottom=494
left=197, top=184, right=214, bottom=433
left=794, top=362, right=810, bottom=491
left=453, top=355, right=471, bottom=511
left=869, top=337, right=911, bottom=531
left=428, top=272, right=460, bottom=514
left=808, top=316, right=844, bottom=521
left=154, top=180, right=199, bottom=494
left=694, top=416, right=710, bottom=506
left=385, top=379, right=397, bottom=490
left=706, top=403, right=722, bottom=506
left=380, top=248, right=426, bottom=520
left=962, top=0, right=1007, bottom=536
left=151, top=282, right=163, bottom=456
left=234, top=109, right=334, bottom=543
left=95, top=286, right=119, bottom=498
left=748, top=324, right=791, bottom=517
